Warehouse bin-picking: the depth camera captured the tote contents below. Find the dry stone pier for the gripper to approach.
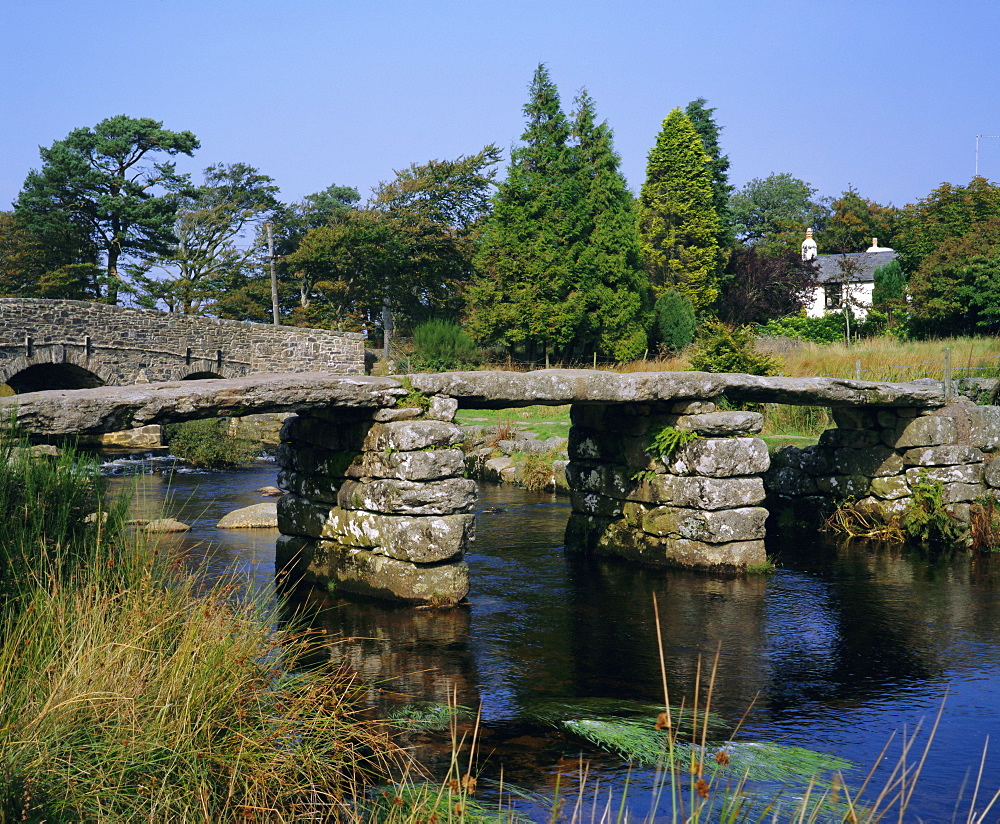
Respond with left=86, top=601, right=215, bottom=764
left=3, top=368, right=991, bottom=605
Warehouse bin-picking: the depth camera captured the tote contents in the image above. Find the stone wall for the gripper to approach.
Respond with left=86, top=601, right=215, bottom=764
left=767, top=400, right=1000, bottom=536
left=274, top=395, right=475, bottom=603
left=564, top=401, right=770, bottom=569
left=0, top=298, right=364, bottom=386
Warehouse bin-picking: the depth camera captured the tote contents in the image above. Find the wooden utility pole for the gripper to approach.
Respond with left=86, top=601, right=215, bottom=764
left=265, top=222, right=280, bottom=326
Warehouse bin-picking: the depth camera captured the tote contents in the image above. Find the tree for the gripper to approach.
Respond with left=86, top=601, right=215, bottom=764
left=0, top=211, right=101, bottom=299
left=637, top=108, right=722, bottom=312
left=871, top=258, right=907, bottom=326
left=15, top=115, right=199, bottom=302
left=716, top=247, right=818, bottom=326
left=653, top=289, right=696, bottom=354
left=371, top=145, right=502, bottom=331
left=825, top=187, right=900, bottom=254
left=685, top=98, right=734, bottom=254
left=730, top=173, right=831, bottom=253
left=129, top=163, right=279, bottom=314
left=467, top=67, right=649, bottom=362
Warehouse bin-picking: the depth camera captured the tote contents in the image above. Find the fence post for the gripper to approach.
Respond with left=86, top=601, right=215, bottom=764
left=855, top=359, right=862, bottom=380
left=943, top=347, right=953, bottom=402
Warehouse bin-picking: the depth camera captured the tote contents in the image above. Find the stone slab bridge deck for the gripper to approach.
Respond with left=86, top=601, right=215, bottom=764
left=5, top=369, right=997, bottom=606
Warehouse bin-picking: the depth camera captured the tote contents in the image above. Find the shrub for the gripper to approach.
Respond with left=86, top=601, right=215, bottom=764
left=162, top=418, right=263, bottom=468
left=689, top=320, right=779, bottom=376
left=653, top=288, right=697, bottom=354
left=412, top=319, right=479, bottom=371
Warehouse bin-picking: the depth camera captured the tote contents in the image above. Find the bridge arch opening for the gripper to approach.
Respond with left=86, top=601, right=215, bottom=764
left=181, top=371, right=223, bottom=381
left=5, top=363, right=105, bottom=394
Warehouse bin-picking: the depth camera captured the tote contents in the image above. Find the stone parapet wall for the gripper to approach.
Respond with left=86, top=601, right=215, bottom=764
left=564, top=401, right=770, bottom=569
left=0, top=298, right=364, bottom=385
left=767, top=401, right=1000, bottom=533
left=274, top=395, right=475, bottom=604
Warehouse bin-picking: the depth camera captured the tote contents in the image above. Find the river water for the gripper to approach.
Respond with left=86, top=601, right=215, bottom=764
left=102, top=454, right=1000, bottom=821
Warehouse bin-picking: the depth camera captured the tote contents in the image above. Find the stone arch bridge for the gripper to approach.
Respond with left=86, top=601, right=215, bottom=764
left=0, top=298, right=364, bottom=393
left=4, top=369, right=997, bottom=606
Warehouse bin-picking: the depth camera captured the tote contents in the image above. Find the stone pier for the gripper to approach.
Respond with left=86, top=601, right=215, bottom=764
left=274, top=396, right=476, bottom=604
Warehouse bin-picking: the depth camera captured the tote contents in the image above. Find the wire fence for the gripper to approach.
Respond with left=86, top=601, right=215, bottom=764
left=819, top=351, right=1000, bottom=384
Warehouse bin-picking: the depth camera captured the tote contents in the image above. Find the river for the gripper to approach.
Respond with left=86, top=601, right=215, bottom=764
left=102, top=453, right=1000, bottom=821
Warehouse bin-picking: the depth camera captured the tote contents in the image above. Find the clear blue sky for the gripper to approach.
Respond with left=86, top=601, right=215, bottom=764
left=3, top=0, right=998, bottom=213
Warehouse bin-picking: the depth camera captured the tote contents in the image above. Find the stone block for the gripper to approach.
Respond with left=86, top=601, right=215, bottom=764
left=372, top=407, right=423, bottom=422
left=570, top=490, right=624, bottom=518
left=967, top=406, right=1000, bottom=451
left=363, top=420, right=464, bottom=451
left=426, top=395, right=459, bottom=421
left=674, top=411, right=763, bottom=436
left=665, top=437, right=770, bottom=478
left=902, top=445, right=984, bottom=467
left=887, top=415, right=957, bottom=449
left=632, top=474, right=766, bottom=510
left=831, top=407, right=879, bottom=430
left=764, top=466, right=818, bottom=497
left=984, top=458, right=1000, bottom=488
left=831, top=446, right=903, bottom=477
left=277, top=496, right=472, bottom=562
left=670, top=400, right=717, bottom=414
left=641, top=506, right=767, bottom=542
left=350, top=449, right=466, bottom=481
left=587, top=520, right=765, bottom=568
left=275, top=535, right=469, bottom=604
left=337, top=477, right=477, bottom=515
left=815, top=474, right=871, bottom=498
left=277, top=469, right=341, bottom=504
left=904, top=464, right=983, bottom=486
left=483, top=455, right=515, bottom=483
left=869, top=475, right=911, bottom=500
left=820, top=428, right=881, bottom=449
left=942, top=482, right=984, bottom=504
left=564, top=461, right=633, bottom=497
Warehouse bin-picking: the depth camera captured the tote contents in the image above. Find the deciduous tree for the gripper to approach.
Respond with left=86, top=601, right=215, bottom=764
left=824, top=187, right=901, bottom=254
left=730, top=173, right=830, bottom=254
left=716, top=247, right=818, bottom=326
left=15, top=115, right=199, bottom=303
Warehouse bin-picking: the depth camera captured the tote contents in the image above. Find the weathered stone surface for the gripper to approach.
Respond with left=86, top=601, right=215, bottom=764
left=666, top=437, right=770, bottom=477
left=635, top=475, right=766, bottom=510
left=831, top=407, right=880, bottom=430
left=278, top=496, right=472, bottom=562
left=426, top=395, right=459, bottom=421
left=671, top=400, right=717, bottom=414
left=967, top=406, right=1000, bottom=451
left=337, top=478, right=477, bottom=515
left=641, top=506, right=767, bottom=542
left=91, top=424, right=162, bottom=448
left=483, top=455, right=515, bottom=483
left=280, top=415, right=369, bottom=451
left=564, top=462, right=633, bottom=497
left=3, top=373, right=402, bottom=437
left=984, top=458, right=1000, bottom=488
left=869, top=476, right=911, bottom=500
left=815, top=474, right=871, bottom=498
left=131, top=518, right=189, bottom=533
left=902, top=445, right=984, bottom=467
left=362, top=421, right=464, bottom=452
left=820, top=428, right=882, bottom=449
left=217, top=502, right=278, bottom=529
left=372, top=407, right=423, bottom=422
left=942, top=483, right=984, bottom=503
left=764, top=466, right=818, bottom=497
left=675, top=411, right=764, bottom=436
left=831, top=446, right=903, bottom=477
left=887, top=415, right=958, bottom=449
left=277, top=469, right=341, bottom=504
left=276, top=535, right=469, bottom=604
left=571, top=490, right=625, bottom=518
left=905, top=465, right=982, bottom=485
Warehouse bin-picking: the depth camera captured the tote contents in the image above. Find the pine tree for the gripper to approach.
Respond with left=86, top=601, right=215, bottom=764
left=638, top=108, right=722, bottom=313
left=685, top=98, right=734, bottom=252
left=571, top=90, right=651, bottom=361
left=466, top=64, right=584, bottom=362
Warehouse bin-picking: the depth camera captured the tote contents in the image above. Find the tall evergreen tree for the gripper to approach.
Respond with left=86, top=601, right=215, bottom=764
left=571, top=90, right=651, bottom=361
left=685, top=98, right=734, bottom=253
left=467, top=68, right=650, bottom=362
left=638, top=108, right=722, bottom=312
left=467, top=65, right=586, bottom=362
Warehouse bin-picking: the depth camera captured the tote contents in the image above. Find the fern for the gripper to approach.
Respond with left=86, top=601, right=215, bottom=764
left=646, top=425, right=699, bottom=460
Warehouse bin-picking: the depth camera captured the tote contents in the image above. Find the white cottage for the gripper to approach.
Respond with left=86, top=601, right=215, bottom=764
left=801, top=231, right=896, bottom=319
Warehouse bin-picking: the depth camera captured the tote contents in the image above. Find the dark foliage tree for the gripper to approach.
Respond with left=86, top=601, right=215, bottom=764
left=653, top=288, right=696, bottom=354
left=871, top=258, right=907, bottom=326
left=15, top=115, right=199, bottom=302
left=468, top=66, right=648, bottom=362
left=716, top=247, right=818, bottom=326
left=0, top=210, right=99, bottom=299
left=638, top=108, right=721, bottom=312
left=824, top=187, right=901, bottom=254
left=129, top=163, right=279, bottom=314
left=730, top=173, right=830, bottom=255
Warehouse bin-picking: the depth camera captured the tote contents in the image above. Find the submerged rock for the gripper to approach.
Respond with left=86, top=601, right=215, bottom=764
left=217, top=502, right=278, bottom=529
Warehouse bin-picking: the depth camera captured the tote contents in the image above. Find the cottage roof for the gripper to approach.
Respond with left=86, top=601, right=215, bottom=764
left=814, top=249, right=897, bottom=283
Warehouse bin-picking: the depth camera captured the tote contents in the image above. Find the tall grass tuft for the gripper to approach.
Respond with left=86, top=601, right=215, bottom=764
left=0, top=423, right=411, bottom=822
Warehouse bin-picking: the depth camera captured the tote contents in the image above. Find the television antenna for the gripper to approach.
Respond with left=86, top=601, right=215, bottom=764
left=975, top=134, right=1000, bottom=176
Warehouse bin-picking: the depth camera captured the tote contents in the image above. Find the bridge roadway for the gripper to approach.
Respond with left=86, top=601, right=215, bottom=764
left=0, top=369, right=947, bottom=436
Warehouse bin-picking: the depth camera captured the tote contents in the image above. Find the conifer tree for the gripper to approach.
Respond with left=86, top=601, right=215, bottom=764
left=685, top=98, right=734, bottom=252
left=470, top=67, right=650, bottom=362
left=571, top=90, right=651, bottom=361
left=638, top=108, right=722, bottom=313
